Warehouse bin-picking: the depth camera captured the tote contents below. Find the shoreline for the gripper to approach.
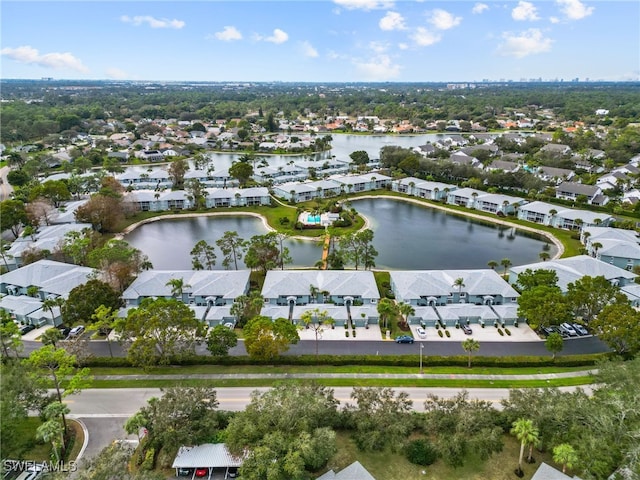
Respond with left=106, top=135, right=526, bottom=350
left=117, top=193, right=564, bottom=260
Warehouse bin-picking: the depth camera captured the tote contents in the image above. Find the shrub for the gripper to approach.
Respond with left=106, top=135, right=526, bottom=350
left=141, top=448, right=155, bottom=471
left=514, top=321, right=519, bottom=327
left=445, top=330, right=451, bottom=338
left=494, top=322, right=499, bottom=328
left=352, top=330, right=356, bottom=338
left=455, top=323, right=460, bottom=329
left=345, top=331, right=349, bottom=338
left=481, top=323, right=485, bottom=328
left=435, top=323, right=439, bottom=330
left=505, top=328, right=511, bottom=336
left=406, top=439, right=438, bottom=466
left=498, top=329, right=504, bottom=336
left=438, top=330, right=443, bottom=338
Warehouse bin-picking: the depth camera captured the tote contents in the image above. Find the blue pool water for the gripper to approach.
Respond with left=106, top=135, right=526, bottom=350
left=307, top=215, right=321, bottom=223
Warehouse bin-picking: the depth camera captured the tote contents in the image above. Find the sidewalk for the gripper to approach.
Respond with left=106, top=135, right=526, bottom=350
left=91, top=370, right=596, bottom=381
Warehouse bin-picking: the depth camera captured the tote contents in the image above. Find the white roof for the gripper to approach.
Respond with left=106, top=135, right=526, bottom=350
left=475, top=192, right=525, bottom=205
left=435, top=304, right=498, bottom=321
left=262, top=271, right=379, bottom=300
left=171, top=444, right=244, bottom=469
left=510, top=255, right=636, bottom=291
left=0, top=295, right=43, bottom=316
left=390, top=270, right=519, bottom=300
left=583, top=227, right=639, bottom=244
left=447, top=187, right=484, bottom=198
left=317, top=461, right=376, bottom=480
left=597, top=239, right=640, bottom=260
left=291, top=304, right=349, bottom=321
left=0, top=260, right=94, bottom=297
left=7, top=223, right=93, bottom=259
left=123, top=270, right=250, bottom=301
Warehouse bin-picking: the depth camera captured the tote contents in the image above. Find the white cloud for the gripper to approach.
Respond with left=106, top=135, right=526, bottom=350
left=265, top=28, right=288, bottom=44
left=512, top=1, right=540, bottom=21
left=120, top=15, right=185, bottom=29
left=369, top=41, right=390, bottom=53
left=428, top=9, right=462, bottom=30
left=354, top=54, right=401, bottom=80
left=398, top=42, right=409, bottom=50
left=105, top=67, right=129, bottom=80
left=1, top=45, right=89, bottom=72
left=497, top=28, right=553, bottom=58
left=214, top=26, right=242, bottom=41
left=300, top=41, right=319, bottom=58
left=472, top=3, right=489, bottom=14
left=549, top=16, right=560, bottom=24
left=333, top=0, right=394, bottom=11
left=379, top=11, right=406, bottom=31
left=556, top=0, right=594, bottom=20
left=410, top=27, right=442, bottom=46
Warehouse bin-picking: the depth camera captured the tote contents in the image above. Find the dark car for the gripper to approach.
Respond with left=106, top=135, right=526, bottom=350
left=177, top=468, right=193, bottom=477
left=539, top=326, right=553, bottom=337
left=461, top=324, right=472, bottom=335
left=227, top=467, right=239, bottom=478
left=550, top=326, right=569, bottom=338
left=19, top=324, right=35, bottom=335
left=395, top=335, right=414, bottom=344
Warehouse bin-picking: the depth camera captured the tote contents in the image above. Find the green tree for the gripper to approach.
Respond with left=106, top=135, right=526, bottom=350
left=190, top=240, right=217, bottom=270
left=167, top=158, right=189, bottom=190
left=397, top=302, right=415, bottom=329
left=245, top=232, right=290, bottom=274
left=225, top=382, right=338, bottom=479
left=566, top=275, right=622, bottom=322
left=349, top=150, right=370, bottom=165
left=487, top=260, right=498, bottom=270
left=206, top=324, right=238, bottom=356
left=545, top=332, right=564, bottom=360
left=1, top=199, right=28, bottom=238
left=116, top=297, right=207, bottom=368
left=516, top=269, right=559, bottom=291
left=553, top=443, right=578, bottom=474
left=87, top=239, right=152, bottom=291
left=299, top=308, right=335, bottom=360
left=88, top=305, right=119, bottom=358
left=60, top=228, right=101, bottom=266
left=41, top=327, right=64, bottom=349
left=229, top=161, right=253, bottom=187
left=36, top=416, right=65, bottom=462
left=185, top=178, right=207, bottom=209
left=517, top=285, right=571, bottom=331
left=345, top=387, right=413, bottom=452
left=243, top=316, right=299, bottom=360
left=75, top=193, right=124, bottom=233
left=73, top=442, right=164, bottom=480
left=62, top=279, right=123, bottom=326
left=25, top=346, right=92, bottom=437
left=453, top=277, right=465, bottom=295
left=377, top=298, right=398, bottom=331
left=29, top=180, right=71, bottom=207
left=500, top=257, right=512, bottom=276
left=590, top=302, right=640, bottom=355
left=510, top=418, right=539, bottom=474
left=0, top=312, right=23, bottom=359
left=461, top=338, right=480, bottom=368
left=216, top=231, right=248, bottom=270
left=230, top=291, right=264, bottom=327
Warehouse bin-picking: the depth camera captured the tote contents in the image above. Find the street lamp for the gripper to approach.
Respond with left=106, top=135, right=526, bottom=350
left=419, top=342, right=424, bottom=374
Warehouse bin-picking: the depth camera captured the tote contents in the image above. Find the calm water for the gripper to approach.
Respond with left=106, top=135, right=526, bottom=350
left=350, top=198, right=556, bottom=270
left=125, top=199, right=554, bottom=270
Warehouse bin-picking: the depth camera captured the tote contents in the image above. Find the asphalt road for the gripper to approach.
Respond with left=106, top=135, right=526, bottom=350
left=22, top=335, right=610, bottom=359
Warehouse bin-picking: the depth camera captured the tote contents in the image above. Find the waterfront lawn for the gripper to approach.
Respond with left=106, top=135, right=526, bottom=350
left=1, top=418, right=51, bottom=461
left=325, top=431, right=559, bottom=480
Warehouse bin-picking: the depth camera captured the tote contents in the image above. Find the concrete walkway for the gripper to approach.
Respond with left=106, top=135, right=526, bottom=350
left=91, top=370, right=596, bottom=381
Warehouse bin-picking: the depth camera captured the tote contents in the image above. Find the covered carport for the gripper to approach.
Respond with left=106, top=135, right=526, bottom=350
left=172, top=443, right=244, bottom=480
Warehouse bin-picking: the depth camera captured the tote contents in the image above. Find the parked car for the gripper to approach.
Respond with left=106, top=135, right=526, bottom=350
left=395, top=335, right=414, bottom=344
left=416, top=327, right=427, bottom=338
left=57, top=324, right=71, bottom=338
left=177, top=468, right=193, bottom=477
left=560, top=323, right=578, bottom=337
left=549, top=326, right=569, bottom=338
left=461, top=324, right=472, bottom=335
left=19, top=324, right=35, bottom=335
left=195, top=468, right=208, bottom=478
left=67, top=325, right=85, bottom=338
left=227, top=467, right=239, bottom=478
left=572, top=323, right=589, bottom=336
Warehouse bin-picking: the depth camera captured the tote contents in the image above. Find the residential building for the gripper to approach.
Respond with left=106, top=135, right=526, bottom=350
left=509, top=255, right=637, bottom=292
left=391, top=177, right=456, bottom=200
left=317, top=461, right=376, bottom=480
left=516, top=201, right=614, bottom=229
left=556, top=182, right=606, bottom=205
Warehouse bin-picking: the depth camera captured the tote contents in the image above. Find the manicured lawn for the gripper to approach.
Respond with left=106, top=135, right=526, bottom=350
left=1, top=418, right=84, bottom=463
left=323, top=432, right=567, bottom=480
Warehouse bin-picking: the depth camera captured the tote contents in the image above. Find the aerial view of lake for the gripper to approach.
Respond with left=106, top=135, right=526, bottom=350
left=125, top=198, right=555, bottom=271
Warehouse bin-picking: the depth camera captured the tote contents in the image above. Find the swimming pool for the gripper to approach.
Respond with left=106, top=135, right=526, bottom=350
left=307, top=214, right=321, bottom=223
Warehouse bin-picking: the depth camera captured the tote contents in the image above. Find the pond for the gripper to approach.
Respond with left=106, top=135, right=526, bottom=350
left=124, top=198, right=555, bottom=271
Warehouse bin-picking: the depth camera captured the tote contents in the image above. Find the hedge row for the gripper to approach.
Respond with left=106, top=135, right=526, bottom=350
left=83, top=352, right=612, bottom=369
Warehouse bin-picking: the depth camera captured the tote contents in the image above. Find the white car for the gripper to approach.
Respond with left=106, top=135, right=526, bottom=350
left=416, top=327, right=427, bottom=338
left=68, top=325, right=85, bottom=338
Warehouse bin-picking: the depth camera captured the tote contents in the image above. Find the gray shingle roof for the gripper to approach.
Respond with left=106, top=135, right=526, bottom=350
left=317, top=461, right=376, bottom=480
left=262, top=271, right=379, bottom=300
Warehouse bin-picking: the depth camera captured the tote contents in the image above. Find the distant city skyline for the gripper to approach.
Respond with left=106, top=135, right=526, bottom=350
left=1, top=1, right=638, bottom=83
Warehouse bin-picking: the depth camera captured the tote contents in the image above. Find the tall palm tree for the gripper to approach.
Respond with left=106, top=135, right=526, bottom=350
left=487, top=260, right=498, bottom=270
left=591, top=242, right=603, bottom=257
left=553, top=443, right=578, bottom=474
left=453, top=277, right=465, bottom=296
left=377, top=298, right=397, bottom=331
left=539, top=251, right=550, bottom=261
left=397, top=302, right=415, bottom=328
left=461, top=338, right=480, bottom=368
left=166, top=278, right=191, bottom=299
left=500, top=258, right=512, bottom=277
left=511, top=418, right=540, bottom=470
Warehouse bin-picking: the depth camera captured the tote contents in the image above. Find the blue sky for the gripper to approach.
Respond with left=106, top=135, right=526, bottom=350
left=1, top=1, right=638, bottom=82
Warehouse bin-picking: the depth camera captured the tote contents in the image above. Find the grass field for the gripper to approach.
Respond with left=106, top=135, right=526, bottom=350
left=324, top=432, right=569, bottom=480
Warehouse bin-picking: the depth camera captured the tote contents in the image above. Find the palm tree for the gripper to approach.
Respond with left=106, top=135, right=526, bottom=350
left=511, top=419, right=538, bottom=475
left=453, top=277, right=465, bottom=296
left=377, top=298, right=398, bottom=331
left=461, top=338, right=480, bottom=368
left=539, top=251, right=550, bottom=261
left=37, top=419, right=64, bottom=462
left=500, top=258, right=512, bottom=277
left=553, top=443, right=578, bottom=474
left=166, top=278, right=191, bottom=299
left=397, top=302, right=415, bottom=328
left=42, top=296, right=64, bottom=324
left=487, top=260, right=498, bottom=270
left=591, top=242, right=603, bottom=257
